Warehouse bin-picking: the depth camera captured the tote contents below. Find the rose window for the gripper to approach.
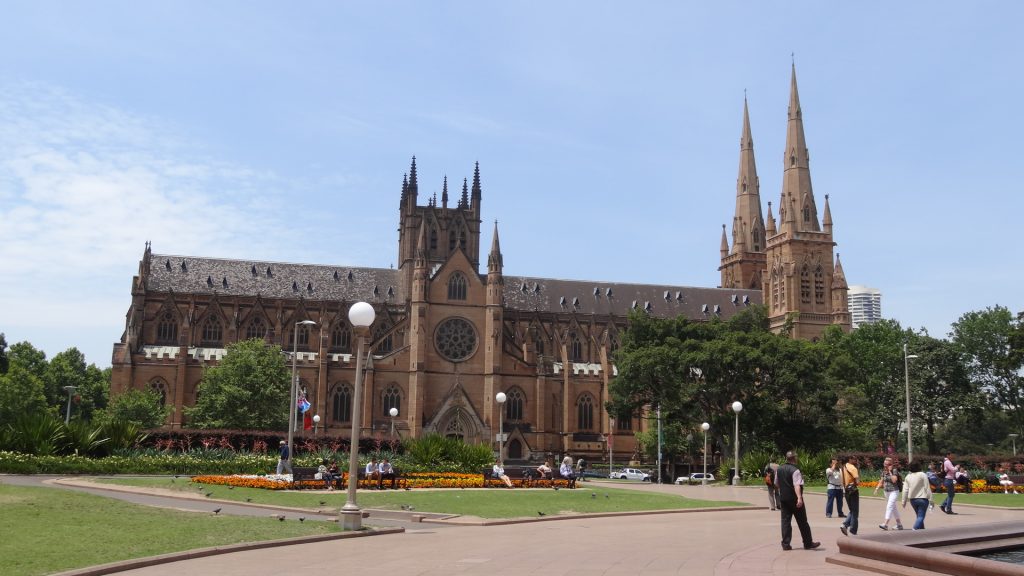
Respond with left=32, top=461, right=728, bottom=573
left=435, top=317, right=477, bottom=362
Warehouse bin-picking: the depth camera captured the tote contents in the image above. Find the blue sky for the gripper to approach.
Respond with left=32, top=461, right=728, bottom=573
left=1, top=2, right=1022, bottom=367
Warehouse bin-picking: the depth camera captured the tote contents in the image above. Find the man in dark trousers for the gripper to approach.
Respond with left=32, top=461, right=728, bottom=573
left=775, top=451, right=821, bottom=551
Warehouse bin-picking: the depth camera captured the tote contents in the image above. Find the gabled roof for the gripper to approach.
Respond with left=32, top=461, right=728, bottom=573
left=148, top=254, right=405, bottom=303
left=502, top=275, right=762, bottom=319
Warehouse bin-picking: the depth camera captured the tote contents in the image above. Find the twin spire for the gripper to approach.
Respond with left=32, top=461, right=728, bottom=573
left=724, top=63, right=826, bottom=255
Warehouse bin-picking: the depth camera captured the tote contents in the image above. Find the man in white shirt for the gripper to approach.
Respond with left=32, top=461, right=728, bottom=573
left=365, top=457, right=380, bottom=488
left=378, top=458, right=397, bottom=490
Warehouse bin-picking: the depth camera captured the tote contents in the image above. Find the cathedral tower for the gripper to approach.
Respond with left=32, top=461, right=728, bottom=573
left=763, top=65, right=850, bottom=338
left=719, top=96, right=767, bottom=290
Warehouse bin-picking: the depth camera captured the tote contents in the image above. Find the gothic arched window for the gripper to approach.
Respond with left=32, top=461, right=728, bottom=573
left=752, top=228, right=762, bottom=252
left=332, top=383, right=352, bottom=422
left=245, top=317, right=267, bottom=340
left=570, top=334, right=584, bottom=362
left=156, top=311, right=178, bottom=344
left=201, top=316, right=222, bottom=346
left=331, top=323, right=351, bottom=352
left=506, top=388, right=524, bottom=421
left=374, top=323, right=393, bottom=354
left=800, top=265, right=811, bottom=304
left=429, top=227, right=438, bottom=250
left=288, top=324, right=311, bottom=351
left=382, top=384, right=400, bottom=416
left=814, top=265, right=825, bottom=304
left=150, top=378, right=168, bottom=407
left=447, top=272, right=468, bottom=301
left=577, top=394, right=594, bottom=430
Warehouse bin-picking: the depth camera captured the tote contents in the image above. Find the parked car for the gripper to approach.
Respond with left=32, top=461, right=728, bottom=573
left=675, top=472, right=715, bottom=484
left=610, top=468, right=651, bottom=481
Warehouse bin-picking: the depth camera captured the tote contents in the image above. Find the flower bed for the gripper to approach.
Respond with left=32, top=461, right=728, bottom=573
left=192, top=472, right=572, bottom=490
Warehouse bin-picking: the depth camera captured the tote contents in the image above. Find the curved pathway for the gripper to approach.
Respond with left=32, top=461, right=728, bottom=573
left=7, top=476, right=1022, bottom=575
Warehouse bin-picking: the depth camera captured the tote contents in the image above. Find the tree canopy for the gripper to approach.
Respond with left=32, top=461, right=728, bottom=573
left=184, top=338, right=291, bottom=430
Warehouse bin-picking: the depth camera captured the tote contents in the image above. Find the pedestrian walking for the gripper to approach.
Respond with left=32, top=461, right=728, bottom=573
left=764, top=462, right=780, bottom=511
left=940, top=452, right=958, bottom=514
left=873, top=456, right=904, bottom=530
left=902, top=461, right=932, bottom=530
left=825, top=458, right=846, bottom=518
left=839, top=455, right=860, bottom=536
left=775, top=451, right=820, bottom=551
left=276, top=440, right=292, bottom=475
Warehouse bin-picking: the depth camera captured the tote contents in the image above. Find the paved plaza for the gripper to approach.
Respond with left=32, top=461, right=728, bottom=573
left=14, top=477, right=1017, bottom=576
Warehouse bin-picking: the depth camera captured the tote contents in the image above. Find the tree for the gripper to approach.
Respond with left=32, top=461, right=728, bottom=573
left=96, top=388, right=169, bottom=429
left=184, top=338, right=290, bottom=429
left=46, top=348, right=107, bottom=421
left=0, top=362, right=48, bottom=424
left=951, top=306, right=1024, bottom=435
left=910, top=335, right=979, bottom=455
left=0, top=332, right=8, bottom=374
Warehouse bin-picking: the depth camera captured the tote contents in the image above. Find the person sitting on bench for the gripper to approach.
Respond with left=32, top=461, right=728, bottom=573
left=378, top=458, right=397, bottom=490
left=493, top=459, right=513, bottom=488
left=560, top=456, right=577, bottom=489
left=365, top=457, right=380, bottom=488
left=997, top=467, right=1019, bottom=494
left=536, top=461, right=552, bottom=480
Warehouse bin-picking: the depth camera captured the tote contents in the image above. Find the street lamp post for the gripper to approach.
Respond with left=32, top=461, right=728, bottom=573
left=608, top=417, right=615, bottom=477
left=495, top=392, right=507, bottom=460
left=731, top=401, right=743, bottom=486
left=341, top=302, right=375, bottom=531
left=389, top=407, right=398, bottom=439
left=63, top=385, right=77, bottom=424
left=701, top=422, right=710, bottom=486
left=903, top=343, right=919, bottom=463
left=288, top=320, right=317, bottom=463
left=656, top=404, right=662, bottom=485
left=312, top=414, right=320, bottom=435
left=1010, top=434, right=1019, bottom=456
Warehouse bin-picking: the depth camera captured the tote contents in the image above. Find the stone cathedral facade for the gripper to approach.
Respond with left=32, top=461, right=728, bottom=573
left=111, top=67, right=850, bottom=462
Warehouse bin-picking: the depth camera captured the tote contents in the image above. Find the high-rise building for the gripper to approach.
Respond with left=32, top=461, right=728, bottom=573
left=847, top=285, right=882, bottom=328
left=111, top=66, right=851, bottom=461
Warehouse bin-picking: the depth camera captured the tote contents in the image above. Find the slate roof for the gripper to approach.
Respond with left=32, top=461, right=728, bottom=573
left=147, top=255, right=405, bottom=303
left=502, top=276, right=762, bottom=320
left=146, top=254, right=762, bottom=321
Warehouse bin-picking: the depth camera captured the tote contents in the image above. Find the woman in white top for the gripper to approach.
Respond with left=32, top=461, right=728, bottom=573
left=997, top=467, right=1019, bottom=494
left=492, top=459, right=512, bottom=488
left=901, top=461, right=932, bottom=530
left=560, top=456, right=577, bottom=488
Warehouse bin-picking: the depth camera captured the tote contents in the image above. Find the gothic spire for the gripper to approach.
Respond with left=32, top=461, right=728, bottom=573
left=488, top=221, right=503, bottom=273
left=470, top=161, right=482, bottom=213
left=733, top=95, right=765, bottom=252
left=780, top=64, right=820, bottom=233
left=460, top=177, right=469, bottom=209
left=720, top=224, right=729, bottom=257
left=823, top=194, right=833, bottom=235
left=441, top=175, right=449, bottom=208
left=833, top=253, right=848, bottom=289
left=765, top=201, right=777, bottom=236
left=400, top=173, right=408, bottom=210
left=409, top=156, right=419, bottom=196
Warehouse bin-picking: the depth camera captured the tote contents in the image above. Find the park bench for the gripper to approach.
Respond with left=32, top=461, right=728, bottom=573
left=984, top=473, right=1024, bottom=492
left=291, top=467, right=405, bottom=490
left=481, top=466, right=566, bottom=488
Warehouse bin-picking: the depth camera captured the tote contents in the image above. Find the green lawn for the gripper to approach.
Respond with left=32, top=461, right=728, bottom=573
left=98, top=477, right=748, bottom=518
left=0, top=483, right=340, bottom=576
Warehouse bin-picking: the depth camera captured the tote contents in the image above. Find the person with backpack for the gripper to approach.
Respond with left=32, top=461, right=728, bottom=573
left=872, top=456, right=905, bottom=530
left=764, top=462, right=780, bottom=511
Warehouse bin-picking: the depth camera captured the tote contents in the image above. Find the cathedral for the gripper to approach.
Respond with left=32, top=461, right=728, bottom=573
left=110, top=66, right=850, bottom=463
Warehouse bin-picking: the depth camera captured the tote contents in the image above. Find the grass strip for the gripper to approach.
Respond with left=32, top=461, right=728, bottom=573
left=0, top=483, right=339, bottom=576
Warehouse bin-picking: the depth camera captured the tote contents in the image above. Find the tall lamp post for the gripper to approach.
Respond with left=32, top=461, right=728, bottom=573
left=608, top=417, right=615, bottom=477
left=341, top=301, right=375, bottom=531
left=288, top=320, right=317, bottom=463
left=903, top=343, right=919, bottom=463
left=731, top=401, right=743, bottom=486
left=1010, top=434, right=1019, bottom=456
left=656, top=404, right=663, bottom=485
left=63, top=385, right=77, bottom=424
left=495, top=392, right=507, bottom=460
left=389, top=407, right=398, bottom=439
left=701, top=422, right=710, bottom=486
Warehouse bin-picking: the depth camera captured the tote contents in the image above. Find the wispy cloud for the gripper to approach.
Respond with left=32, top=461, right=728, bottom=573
left=0, top=81, right=289, bottom=361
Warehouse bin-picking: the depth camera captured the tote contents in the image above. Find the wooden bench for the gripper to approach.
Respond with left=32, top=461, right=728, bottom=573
left=291, top=467, right=405, bottom=490
left=482, top=466, right=567, bottom=488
